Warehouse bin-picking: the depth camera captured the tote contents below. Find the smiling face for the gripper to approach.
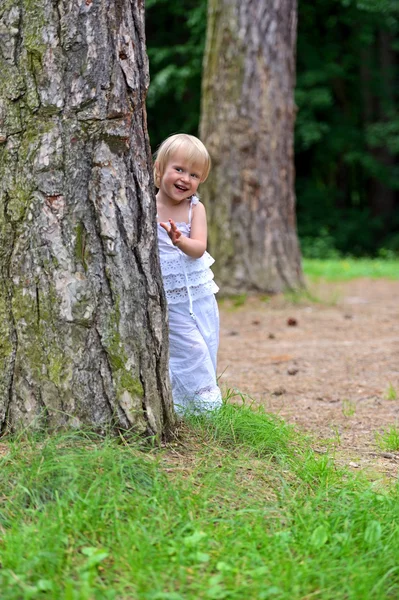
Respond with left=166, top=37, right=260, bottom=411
left=156, top=149, right=205, bottom=205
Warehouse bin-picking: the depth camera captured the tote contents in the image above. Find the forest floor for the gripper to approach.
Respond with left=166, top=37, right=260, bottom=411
left=218, top=277, right=399, bottom=480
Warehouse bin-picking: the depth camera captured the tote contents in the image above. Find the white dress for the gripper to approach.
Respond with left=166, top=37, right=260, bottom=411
left=157, top=196, right=222, bottom=413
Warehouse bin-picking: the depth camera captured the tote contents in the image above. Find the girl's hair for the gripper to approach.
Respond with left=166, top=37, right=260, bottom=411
left=154, top=133, right=211, bottom=187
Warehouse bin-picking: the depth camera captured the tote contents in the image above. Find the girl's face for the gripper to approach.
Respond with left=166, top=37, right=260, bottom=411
left=156, top=149, right=204, bottom=204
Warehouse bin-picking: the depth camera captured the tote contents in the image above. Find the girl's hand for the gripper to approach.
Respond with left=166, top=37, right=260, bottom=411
left=160, top=219, right=182, bottom=246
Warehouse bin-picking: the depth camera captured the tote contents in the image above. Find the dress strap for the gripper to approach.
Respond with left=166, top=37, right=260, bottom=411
left=187, top=195, right=199, bottom=226
left=188, top=199, right=193, bottom=226
left=184, top=198, right=196, bottom=321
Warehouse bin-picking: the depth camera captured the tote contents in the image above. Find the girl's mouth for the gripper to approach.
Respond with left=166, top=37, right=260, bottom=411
left=175, top=184, right=189, bottom=192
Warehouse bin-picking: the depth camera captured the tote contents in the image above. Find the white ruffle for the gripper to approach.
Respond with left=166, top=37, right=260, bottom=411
left=159, top=249, right=218, bottom=304
left=160, top=251, right=215, bottom=275
left=164, top=280, right=219, bottom=304
left=163, top=266, right=215, bottom=291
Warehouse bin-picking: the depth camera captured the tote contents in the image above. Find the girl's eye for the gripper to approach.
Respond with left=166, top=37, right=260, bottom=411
left=175, top=167, right=183, bottom=172
left=191, top=173, right=199, bottom=179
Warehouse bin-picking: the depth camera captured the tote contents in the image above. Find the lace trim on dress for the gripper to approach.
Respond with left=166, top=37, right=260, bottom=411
left=162, top=267, right=215, bottom=292
left=174, top=385, right=222, bottom=415
left=160, top=251, right=215, bottom=276
left=159, top=249, right=219, bottom=304
left=164, top=280, right=219, bottom=304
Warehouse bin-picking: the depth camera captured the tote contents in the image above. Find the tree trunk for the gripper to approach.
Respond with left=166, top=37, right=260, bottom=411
left=0, top=0, right=175, bottom=436
left=200, top=0, right=304, bottom=293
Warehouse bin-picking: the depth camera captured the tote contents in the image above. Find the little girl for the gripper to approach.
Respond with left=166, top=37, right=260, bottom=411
left=154, top=133, right=222, bottom=414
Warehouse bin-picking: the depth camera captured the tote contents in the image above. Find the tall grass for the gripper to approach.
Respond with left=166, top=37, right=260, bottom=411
left=1, top=404, right=399, bottom=599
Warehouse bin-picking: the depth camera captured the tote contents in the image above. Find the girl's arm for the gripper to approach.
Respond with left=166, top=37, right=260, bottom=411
left=160, top=202, right=207, bottom=258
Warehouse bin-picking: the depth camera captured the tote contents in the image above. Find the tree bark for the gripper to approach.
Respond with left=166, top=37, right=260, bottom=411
left=200, top=0, right=304, bottom=293
left=0, top=0, right=175, bottom=436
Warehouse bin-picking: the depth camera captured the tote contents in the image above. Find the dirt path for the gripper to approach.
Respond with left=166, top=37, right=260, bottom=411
left=218, top=279, right=399, bottom=478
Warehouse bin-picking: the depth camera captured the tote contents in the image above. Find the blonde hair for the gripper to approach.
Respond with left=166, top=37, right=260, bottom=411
left=154, top=133, right=211, bottom=188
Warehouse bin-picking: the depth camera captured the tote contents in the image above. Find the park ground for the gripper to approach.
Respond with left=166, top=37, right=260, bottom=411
left=218, top=274, right=399, bottom=479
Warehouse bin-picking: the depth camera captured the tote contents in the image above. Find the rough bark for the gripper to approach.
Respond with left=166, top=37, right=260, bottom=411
left=0, top=0, right=175, bottom=436
left=200, top=0, right=304, bottom=293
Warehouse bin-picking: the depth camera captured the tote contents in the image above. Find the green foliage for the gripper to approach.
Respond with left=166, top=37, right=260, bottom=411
left=295, top=0, right=399, bottom=255
left=300, top=228, right=342, bottom=259
left=145, top=0, right=206, bottom=149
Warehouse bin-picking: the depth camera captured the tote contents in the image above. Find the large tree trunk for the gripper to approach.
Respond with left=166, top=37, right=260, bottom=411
left=0, top=0, right=175, bottom=436
left=200, top=0, right=304, bottom=293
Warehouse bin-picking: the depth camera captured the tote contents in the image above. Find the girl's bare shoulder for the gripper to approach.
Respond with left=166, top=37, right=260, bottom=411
left=192, top=200, right=206, bottom=214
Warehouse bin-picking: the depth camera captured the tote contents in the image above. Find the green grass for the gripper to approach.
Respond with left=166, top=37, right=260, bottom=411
left=303, top=258, right=399, bottom=281
left=384, top=383, right=398, bottom=401
left=342, top=399, right=356, bottom=418
left=1, top=403, right=399, bottom=599
left=283, top=287, right=322, bottom=305
left=376, top=425, right=399, bottom=452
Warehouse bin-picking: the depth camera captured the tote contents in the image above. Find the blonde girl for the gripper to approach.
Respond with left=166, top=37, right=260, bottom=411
left=155, top=133, right=221, bottom=413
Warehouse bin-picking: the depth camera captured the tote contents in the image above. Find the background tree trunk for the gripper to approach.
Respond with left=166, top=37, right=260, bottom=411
left=200, top=0, right=304, bottom=293
left=0, top=0, right=175, bottom=436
